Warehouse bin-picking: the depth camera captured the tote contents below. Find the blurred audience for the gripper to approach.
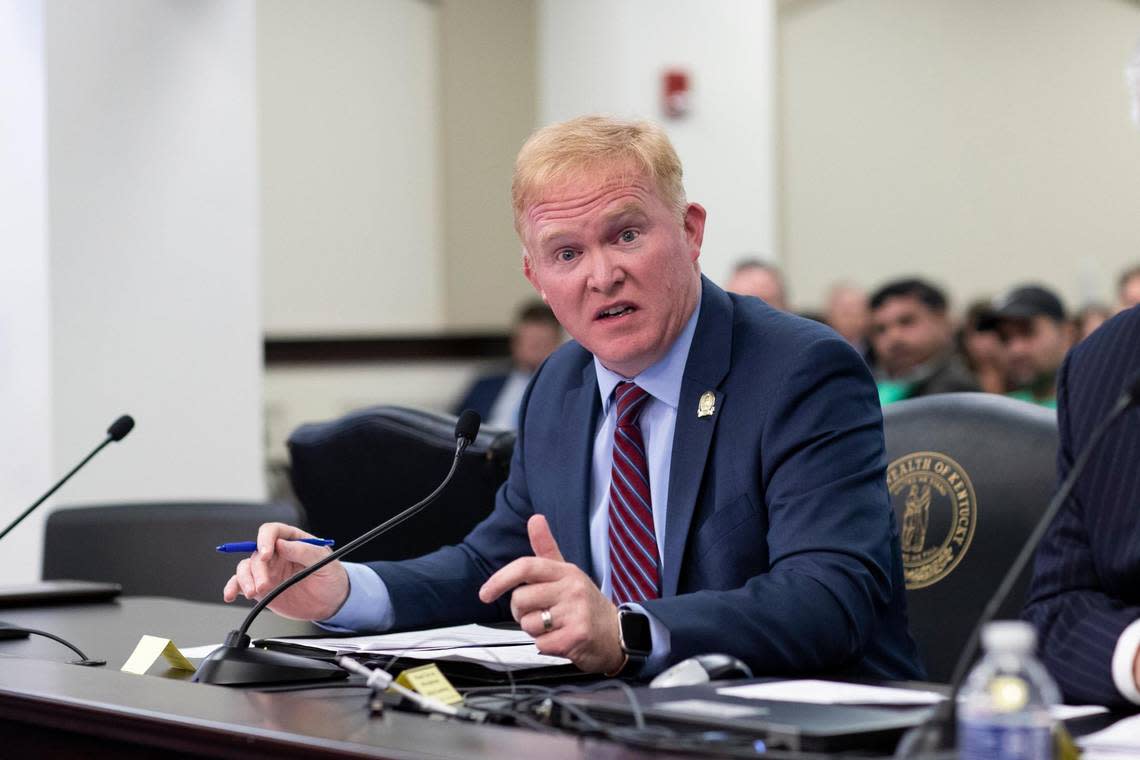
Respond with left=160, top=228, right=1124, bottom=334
left=979, top=285, right=1073, bottom=409
left=824, top=282, right=872, bottom=362
left=454, top=301, right=562, bottom=430
left=1118, top=264, right=1140, bottom=311
left=726, top=258, right=788, bottom=311
left=1074, top=303, right=1113, bottom=341
left=959, top=300, right=1009, bottom=395
left=869, top=278, right=979, bottom=404
left=457, top=271, right=1119, bottom=421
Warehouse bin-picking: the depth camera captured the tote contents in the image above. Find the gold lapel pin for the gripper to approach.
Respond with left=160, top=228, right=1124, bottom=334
left=697, top=391, right=716, bottom=418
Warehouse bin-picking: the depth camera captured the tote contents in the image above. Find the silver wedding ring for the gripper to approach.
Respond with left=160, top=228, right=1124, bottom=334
left=541, top=608, right=553, bottom=633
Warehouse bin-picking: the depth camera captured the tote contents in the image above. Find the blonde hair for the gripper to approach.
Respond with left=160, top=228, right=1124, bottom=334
left=511, top=115, right=686, bottom=237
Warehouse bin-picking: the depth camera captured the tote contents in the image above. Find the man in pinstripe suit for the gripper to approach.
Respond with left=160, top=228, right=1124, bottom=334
left=1023, top=304, right=1140, bottom=706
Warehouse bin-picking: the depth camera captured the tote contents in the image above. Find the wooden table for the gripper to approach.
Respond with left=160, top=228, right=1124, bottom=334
left=0, top=597, right=648, bottom=759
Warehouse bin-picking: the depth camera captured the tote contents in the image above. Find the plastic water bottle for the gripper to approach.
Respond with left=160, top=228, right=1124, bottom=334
left=958, top=621, right=1060, bottom=760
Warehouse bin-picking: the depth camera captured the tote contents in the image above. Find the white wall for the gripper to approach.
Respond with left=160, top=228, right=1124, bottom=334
left=779, top=0, right=1140, bottom=312
left=261, top=1, right=779, bottom=467
left=0, top=0, right=53, bottom=580
left=440, top=0, right=538, bottom=330
left=259, top=0, right=444, bottom=337
left=0, top=0, right=267, bottom=584
left=257, top=0, right=540, bottom=471
left=537, top=0, right=778, bottom=284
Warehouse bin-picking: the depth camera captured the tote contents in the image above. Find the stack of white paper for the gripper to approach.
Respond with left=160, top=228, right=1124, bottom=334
left=387, top=644, right=571, bottom=672
left=717, top=680, right=944, bottom=706
left=263, top=624, right=572, bottom=672
left=1078, top=713, right=1140, bottom=758
left=266, top=623, right=535, bottom=655
left=715, top=680, right=1109, bottom=724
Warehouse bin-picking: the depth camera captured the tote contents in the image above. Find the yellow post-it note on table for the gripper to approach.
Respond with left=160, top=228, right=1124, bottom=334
left=121, top=635, right=197, bottom=675
left=394, top=663, right=462, bottom=705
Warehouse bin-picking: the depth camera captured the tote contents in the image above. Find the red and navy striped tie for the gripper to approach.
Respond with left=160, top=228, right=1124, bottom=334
left=608, top=382, right=661, bottom=605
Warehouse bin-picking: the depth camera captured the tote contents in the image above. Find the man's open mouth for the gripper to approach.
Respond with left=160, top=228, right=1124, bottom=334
left=597, top=305, right=636, bottom=320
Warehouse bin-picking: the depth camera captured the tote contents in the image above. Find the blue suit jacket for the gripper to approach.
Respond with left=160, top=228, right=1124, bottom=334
left=1024, top=305, right=1140, bottom=706
left=453, top=373, right=509, bottom=421
left=370, top=277, right=923, bottom=679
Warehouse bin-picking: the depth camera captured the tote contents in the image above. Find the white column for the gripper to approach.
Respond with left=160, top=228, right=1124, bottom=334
left=45, top=0, right=265, bottom=510
left=0, top=0, right=265, bottom=584
left=0, top=0, right=53, bottom=581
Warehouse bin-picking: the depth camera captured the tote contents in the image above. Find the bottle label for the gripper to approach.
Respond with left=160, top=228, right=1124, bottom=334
left=959, top=721, right=1052, bottom=760
left=989, top=676, right=1030, bottom=711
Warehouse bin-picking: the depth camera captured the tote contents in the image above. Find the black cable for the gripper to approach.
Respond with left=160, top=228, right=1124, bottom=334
left=340, top=652, right=898, bottom=757
left=459, top=680, right=889, bottom=759
left=3, top=627, right=104, bottom=666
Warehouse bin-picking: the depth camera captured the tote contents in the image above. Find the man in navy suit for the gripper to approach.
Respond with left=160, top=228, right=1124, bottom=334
left=453, top=301, right=562, bottom=430
left=226, top=116, right=922, bottom=680
left=1023, top=304, right=1140, bottom=706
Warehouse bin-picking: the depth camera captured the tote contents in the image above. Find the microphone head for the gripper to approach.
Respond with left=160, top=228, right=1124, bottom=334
left=455, top=410, right=481, bottom=443
left=107, top=415, right=135, bottom=442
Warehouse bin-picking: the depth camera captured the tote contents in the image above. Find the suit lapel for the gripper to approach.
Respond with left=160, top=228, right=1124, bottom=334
left=554, top=359, right=600, bottom=578
left=662, top=277, right=733, bottom=596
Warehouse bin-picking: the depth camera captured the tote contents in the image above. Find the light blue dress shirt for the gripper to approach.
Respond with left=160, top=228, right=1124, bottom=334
left=322, top=294, right=703, bottom=676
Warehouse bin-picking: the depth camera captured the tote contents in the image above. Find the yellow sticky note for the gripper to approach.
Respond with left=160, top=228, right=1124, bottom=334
left=394, top=663, right=462, bottom=705
left=121, top=635, right=197, bottom=675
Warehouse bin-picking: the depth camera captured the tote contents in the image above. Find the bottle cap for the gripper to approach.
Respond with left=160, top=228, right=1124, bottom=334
left=981, top=621, right=1036, bottom=654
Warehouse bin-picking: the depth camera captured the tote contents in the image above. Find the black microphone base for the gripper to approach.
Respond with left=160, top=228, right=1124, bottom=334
left=193, top=644, right=348, bottom=686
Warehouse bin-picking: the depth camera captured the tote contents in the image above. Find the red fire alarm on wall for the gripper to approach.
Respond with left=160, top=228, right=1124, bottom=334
left=662, top=69, right=691, bottom=119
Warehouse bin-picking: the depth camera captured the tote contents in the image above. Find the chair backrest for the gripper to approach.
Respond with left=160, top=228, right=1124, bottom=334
left=42, top=501, right=303, bottom=604
left=882, top=392, right=1057, bottom=683
left=287, top=406, right=514, bottom=564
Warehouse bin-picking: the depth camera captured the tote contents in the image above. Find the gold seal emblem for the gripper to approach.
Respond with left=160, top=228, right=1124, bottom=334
left=697, top=391, right=716, bottom=418
left=886, top=451, right=977, bottom=589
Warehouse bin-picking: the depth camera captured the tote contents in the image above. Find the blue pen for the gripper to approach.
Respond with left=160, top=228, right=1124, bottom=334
left=215, top=538, right=335, bottom=553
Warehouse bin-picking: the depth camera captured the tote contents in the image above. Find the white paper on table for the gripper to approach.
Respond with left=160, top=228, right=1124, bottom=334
left=391, top=644, right=571, bottom=672
left=718, top=679, right=944, bottom=706
left=1078, top=712, right=1140, bottom=753
left=264, top=624, right=534, bottom=655
left=180, top=644, right=225, bottom=659
left=183, top=641, right=565, bottom=671
left=716, top=681, right=1106, bottom=722
left=1051, top=704, right=1109, bottom=721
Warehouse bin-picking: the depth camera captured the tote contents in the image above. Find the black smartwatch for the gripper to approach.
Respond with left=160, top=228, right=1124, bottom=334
left=617, top=608, right=653, bottom=672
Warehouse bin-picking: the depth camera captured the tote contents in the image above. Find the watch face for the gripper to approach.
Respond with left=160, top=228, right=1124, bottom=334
left=620, top=610, right=653, bottom=656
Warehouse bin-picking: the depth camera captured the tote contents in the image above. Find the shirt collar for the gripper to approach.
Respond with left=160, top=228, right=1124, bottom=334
left=594, top=290, right=702, bottom=413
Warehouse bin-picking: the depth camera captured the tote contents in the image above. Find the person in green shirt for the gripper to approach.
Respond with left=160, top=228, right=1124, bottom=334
left=979, top=285, right=1074, bottom=408
left=869, top=278, right=980, bottom=405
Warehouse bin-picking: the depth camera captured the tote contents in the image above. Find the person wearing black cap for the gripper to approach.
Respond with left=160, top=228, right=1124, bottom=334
left=980, top=284, right=1074, bottom=408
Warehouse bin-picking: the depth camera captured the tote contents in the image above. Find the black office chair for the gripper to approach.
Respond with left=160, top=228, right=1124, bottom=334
left=881, top=392, right=1057, bottom=683
left=42, top=501, right=303, bottom=604
left=286, top=406, right=514, bottom=565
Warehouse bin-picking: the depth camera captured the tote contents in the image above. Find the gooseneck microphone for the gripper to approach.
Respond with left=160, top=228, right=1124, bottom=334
left=896, top=372, right=1140, bottom=757
left=0, top=414, right=135, bottom=663
left=0, top=415, right=135, bottom=542
left=195, top=410, right=482, bottom=686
